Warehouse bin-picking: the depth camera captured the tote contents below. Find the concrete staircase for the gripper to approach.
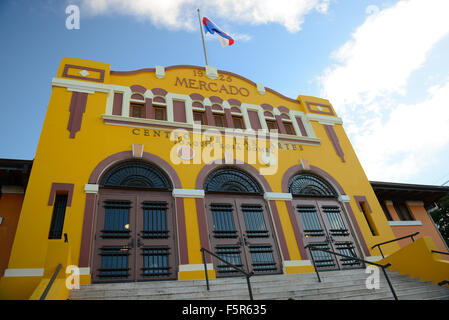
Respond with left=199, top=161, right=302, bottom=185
left=69, top=269, right=449, bottom=300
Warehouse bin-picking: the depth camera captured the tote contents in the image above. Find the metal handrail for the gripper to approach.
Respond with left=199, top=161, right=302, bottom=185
left=40, top=264, right=62, bottom=300
left=431, top=250, right=449, bottom=256
left=438, top=280, right=449, bottom=286
left=371, top=232, right=419, bottom=258
left=200, top=247, right=254, bottom=300
left=305, top=244, right=398, bottom=300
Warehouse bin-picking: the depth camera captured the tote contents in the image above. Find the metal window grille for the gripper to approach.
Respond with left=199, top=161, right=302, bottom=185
left=297, top=206, right=325, bottom=237
left=249, top=245, right=276, bottom=272
left=323, top=206, right=349, bottom=237
left=204, top=168, right=261, bottom=194
left=211, top=204, right=238, bottom=238
left=48, top=194, right=68, bottom=239
left=335, top=242, right=360, bottom=267
left=241, top=205, right=269, bottom=238
left=309, top=243, right=335, bottom=269
left=216, top=246, right=243, bottom=273
left=98, top=246, right=130, bottom=278
left=142, top=202, right=169, bottom=238
left=102, top=201, right=131, bottom=238
left=141, top=247, right=171, bottom=278
left=100, top=161, right=171, bottom=189
left=289, top=174, right=336, bottom=197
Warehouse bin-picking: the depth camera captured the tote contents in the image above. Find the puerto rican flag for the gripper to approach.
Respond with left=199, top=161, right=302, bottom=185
left=202, top=17, right=234, bottom=47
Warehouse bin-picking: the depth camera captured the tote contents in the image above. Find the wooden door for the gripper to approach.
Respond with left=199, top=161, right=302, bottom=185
left=92, top=192, right=136, bottom=282
left=135, top=191, right=178, bottom=281
left=205, top=194, right=282, bottom=277
left=92, top=190, right=178, bottom=282
left=293, top=198, right=362, bottom=270
left=317, top=199, right=362, bottom=270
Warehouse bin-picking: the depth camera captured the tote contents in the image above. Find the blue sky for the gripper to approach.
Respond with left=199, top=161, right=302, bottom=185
left=1, top=0, right=449, bottom=186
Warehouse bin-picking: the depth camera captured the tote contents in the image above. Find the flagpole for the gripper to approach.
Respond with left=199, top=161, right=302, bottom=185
left=197, top=8, right=209, bottom=66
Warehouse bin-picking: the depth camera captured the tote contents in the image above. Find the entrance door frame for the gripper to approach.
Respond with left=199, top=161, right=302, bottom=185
left=91, top=188, right=178, bottom=283
left=204, top=192, right=283, bottom=277
left=291, top=196, right=363, bottom=270
left=195, top=163, right=287, bottom=274
left=281, top=164, right=370, bottom=261
left=78, top=151, right=187, bottom=283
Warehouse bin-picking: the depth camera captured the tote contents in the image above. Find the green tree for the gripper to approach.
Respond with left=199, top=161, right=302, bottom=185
left=429, top=195, right=449, bottom=247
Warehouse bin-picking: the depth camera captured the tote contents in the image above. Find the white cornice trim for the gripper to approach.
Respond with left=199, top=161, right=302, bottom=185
left=338, top=195, right=351, bottom=203
left=389, top=221, right=422, bottom=226
left=364, top=256, right=384, bottom=262
left=84, top=184, right=99, bottom=194
left=305, top=113, right=343, bottom=125
left=3, top=268, right=44, bottom=277
left=52, top=77, right=110, bottom=93
left=78, top=267, right=90, bottom=275
left=102, top=115, right=322, bottom=145
left=172, top=189, right=205, bottom=198
left=283, top=260, right=312, bottom=267
left=178, top=264, right=213, bottom=272
left=264, top=192, right=292, bottom=201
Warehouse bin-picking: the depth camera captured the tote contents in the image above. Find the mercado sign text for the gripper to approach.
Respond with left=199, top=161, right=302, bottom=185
left=174, top=70, right=250, bottom=97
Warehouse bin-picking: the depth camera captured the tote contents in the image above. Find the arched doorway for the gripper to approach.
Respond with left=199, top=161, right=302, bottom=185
left=289, top=173, right=362, bottom=270
left=91, top=161, right=178, bottom=283
left=204, top=168, right=282, bottom=277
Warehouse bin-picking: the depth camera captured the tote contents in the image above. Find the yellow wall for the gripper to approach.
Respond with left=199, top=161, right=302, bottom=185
left=380, top=236, right=449, bottom=287
left=0, top=57, right=401, bottom=298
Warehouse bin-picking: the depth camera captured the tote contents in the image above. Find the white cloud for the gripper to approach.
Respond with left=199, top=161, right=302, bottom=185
left=76, top=0, right=330, bottom=32
left=321, top=0, right=449, bottom=115
left=319, top=0, right=449, bottom=183
left=351, top=81, right=449, bottom=182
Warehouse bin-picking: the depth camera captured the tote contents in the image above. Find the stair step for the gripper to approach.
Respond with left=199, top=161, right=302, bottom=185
left=69, top=269, right=449, bottom=300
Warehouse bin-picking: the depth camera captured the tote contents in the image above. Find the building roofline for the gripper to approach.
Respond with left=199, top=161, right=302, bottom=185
left=370, top=180, right=449, bottom=193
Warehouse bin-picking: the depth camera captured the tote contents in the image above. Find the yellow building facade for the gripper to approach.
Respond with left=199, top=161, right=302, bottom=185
left=0, top=57, right=405, bottom=299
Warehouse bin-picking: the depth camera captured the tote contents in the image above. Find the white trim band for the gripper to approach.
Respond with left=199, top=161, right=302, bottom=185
left=305, top=113, right=343, bottom=125
left=389, top=221, right=422, bottom=226
left=364, top=256, right=384, bottom=263
left=67, top=88, right=95, bottom=94
left=78, top=267, right=91, bottom=275
left=338, top=195, right=351, bottom=203
left=52, top=77, right=110, bottom=93
left=264, top=192, right=292, bottom=201
left=282, top=260, right=313, bottom=267
left=84, top=184, right=99, bottom=194
left=3, top=268, right=44, bottom=277
left=172, top=189, right=205, bottom=198
left=178, top=264, right=214, bottom=272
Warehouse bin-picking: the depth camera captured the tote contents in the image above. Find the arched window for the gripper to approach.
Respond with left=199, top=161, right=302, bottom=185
left=130, top=93, right=145, bottom=118
left=288, top=174, right=336, bottom=197
left=152, top=96, right=167, bottom=120
left=192, top=101, right=206, bottom=125
left=100, top=161, right=171, bottom=189
left=204, top=168, right=261, bottom=194
left=264, top=111, right=278, bottom=132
